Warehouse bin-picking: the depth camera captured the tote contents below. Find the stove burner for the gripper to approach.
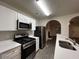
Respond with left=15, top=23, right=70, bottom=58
left=14, top=37, right=35, bottom=44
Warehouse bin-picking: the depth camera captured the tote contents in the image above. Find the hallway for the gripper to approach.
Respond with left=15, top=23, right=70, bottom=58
left=34, top=39, right=56, bottom=59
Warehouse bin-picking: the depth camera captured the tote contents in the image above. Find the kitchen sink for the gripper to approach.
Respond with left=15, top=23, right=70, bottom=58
left=59, top=40, right=76, bottom=51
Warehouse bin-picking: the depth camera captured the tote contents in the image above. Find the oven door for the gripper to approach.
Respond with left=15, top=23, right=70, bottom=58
left=21, top=41, right=36, bottom=59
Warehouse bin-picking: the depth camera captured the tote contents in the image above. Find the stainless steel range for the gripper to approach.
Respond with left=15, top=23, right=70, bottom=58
left=14, top=34, right=36, bottom=59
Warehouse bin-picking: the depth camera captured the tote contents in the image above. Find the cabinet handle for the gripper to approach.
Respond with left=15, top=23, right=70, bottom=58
left=13, top=50, right=17, bottom=53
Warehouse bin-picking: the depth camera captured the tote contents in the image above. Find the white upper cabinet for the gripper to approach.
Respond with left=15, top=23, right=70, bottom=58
left=17, top=13, right=31, bottom=23
left=30, top=19, right=36, bottom=30
left=0, top=5, right=17, bottom=31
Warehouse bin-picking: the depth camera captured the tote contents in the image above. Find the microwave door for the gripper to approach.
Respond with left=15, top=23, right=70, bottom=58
left=17, top=20, right=32, bottom=30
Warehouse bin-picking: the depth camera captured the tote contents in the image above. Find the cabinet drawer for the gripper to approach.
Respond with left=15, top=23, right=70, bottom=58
left=2, top=46, right=21, bottom=59
left=6, top=46, right=20, bottom=54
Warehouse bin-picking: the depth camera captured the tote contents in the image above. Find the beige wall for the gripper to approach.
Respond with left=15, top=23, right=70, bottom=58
left=36, top=13, right=79, bottom=38
left=0, top=31, right=15, bottom=41
left=0, top=30, right=34, bottom=41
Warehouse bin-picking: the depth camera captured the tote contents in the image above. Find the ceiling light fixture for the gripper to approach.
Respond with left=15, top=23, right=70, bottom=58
left=36, top=0, right=51, bottom=16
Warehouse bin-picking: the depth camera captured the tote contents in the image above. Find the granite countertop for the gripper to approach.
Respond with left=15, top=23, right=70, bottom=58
left=0, top=40, right=21, bottom=54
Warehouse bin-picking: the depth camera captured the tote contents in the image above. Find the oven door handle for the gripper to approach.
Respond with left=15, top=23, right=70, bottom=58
left=23, top=42, right=35, bottom=49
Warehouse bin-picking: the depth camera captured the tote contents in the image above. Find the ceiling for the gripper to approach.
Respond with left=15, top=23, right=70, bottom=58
left=0, top=0, right=79, bottom=19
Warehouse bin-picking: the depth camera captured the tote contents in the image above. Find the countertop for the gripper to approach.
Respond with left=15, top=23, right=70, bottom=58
left=54, top=34, right=79, bottom=59
left=0, top=40, right=21, bottom=54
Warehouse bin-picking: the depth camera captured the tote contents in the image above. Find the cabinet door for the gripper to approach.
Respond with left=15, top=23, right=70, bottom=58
left=1, top=47, right=21, bottom=59
left=30, top=19, right=36, bottom=30
left=2, top=53, right=21, bottom=59
left=17, top=13, right=31, bottom=23
left=0, top=55, right=2, bottom=59
left=36, top=37, right=39, bottom=51
left=0, top=5, right=17, bottom=31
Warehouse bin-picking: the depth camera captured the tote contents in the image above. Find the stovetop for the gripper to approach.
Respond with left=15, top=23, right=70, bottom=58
left=14, top=37, right=35, bottom=44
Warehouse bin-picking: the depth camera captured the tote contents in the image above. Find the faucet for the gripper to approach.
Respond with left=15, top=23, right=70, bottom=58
left=65, top=38, right=77, bottom=45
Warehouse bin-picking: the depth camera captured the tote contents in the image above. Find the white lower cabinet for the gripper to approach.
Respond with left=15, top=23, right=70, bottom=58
left=36, top=38, right=39, bottom=51
left=1, top=46, right=21, bottom=59
left=29, top=36, right=39, bottom=52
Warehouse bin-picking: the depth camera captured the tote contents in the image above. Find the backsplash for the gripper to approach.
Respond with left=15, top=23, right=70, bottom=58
left=0, top=31, right=15, bottom=41
left=0, top=30, right=34, bottom=41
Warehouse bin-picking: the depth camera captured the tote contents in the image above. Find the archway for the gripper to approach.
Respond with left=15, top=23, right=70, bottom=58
left=69, top=16, right=79, bottom=44
left=46, top=20, right=61, bottom=41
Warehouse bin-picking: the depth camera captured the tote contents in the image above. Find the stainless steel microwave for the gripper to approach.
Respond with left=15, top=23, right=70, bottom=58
left=17, top=20, right=32, bottom=30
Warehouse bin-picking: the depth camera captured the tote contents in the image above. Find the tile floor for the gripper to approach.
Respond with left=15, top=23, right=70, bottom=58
left=34, top=39, right=56, bottom=59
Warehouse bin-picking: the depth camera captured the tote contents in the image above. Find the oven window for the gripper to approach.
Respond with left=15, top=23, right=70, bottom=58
left=22, top=43, right=36, bottom=59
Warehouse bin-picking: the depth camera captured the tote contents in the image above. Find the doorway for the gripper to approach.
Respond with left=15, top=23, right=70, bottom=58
left=45, top=20, right=61, bottom=59
left=69, top=16, right=79, bottom=44
left=46, top=20, right=61, bottom=41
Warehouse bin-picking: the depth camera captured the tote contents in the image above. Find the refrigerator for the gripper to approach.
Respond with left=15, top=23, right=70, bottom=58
left=34, top=26, right=46, bottom=49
